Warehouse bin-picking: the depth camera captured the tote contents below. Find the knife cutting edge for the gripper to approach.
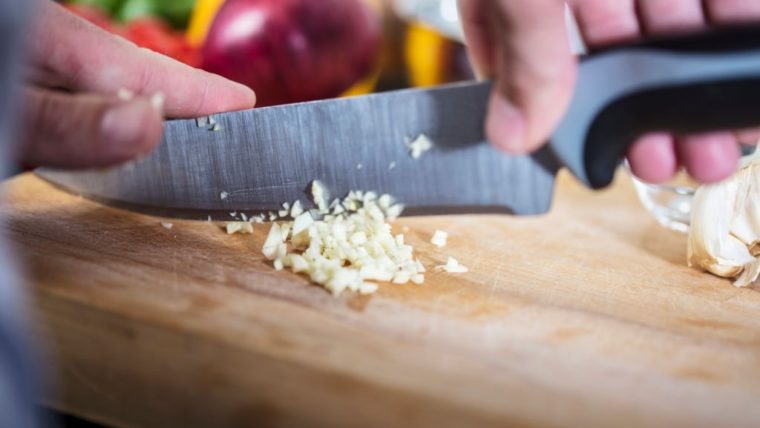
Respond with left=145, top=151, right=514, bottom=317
left=38, top=25, right=760, bottom=218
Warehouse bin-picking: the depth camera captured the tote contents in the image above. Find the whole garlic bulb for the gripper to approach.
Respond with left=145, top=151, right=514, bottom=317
left=688, top=154, right=760, bottom=287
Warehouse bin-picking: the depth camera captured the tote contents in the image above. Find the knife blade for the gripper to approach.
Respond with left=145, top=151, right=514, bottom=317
left=38, top=25, right=760, bottom=218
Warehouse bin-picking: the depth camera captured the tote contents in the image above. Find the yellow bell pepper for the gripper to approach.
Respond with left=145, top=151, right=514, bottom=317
left=405, top=23, right=451, bottom=87
left=186, top=0, right=224, bottom=47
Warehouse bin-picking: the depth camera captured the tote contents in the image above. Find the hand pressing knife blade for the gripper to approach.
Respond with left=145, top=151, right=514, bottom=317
left=38, top=25, right=760, bottom=217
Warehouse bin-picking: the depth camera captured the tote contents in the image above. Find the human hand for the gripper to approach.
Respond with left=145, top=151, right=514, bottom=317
left=19, top=1, right=256, bottom=169
left=459, top=0, right=760, bottom=184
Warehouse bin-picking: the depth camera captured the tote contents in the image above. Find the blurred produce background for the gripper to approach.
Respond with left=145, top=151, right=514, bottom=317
left=62, top=0, right=474, bottom=106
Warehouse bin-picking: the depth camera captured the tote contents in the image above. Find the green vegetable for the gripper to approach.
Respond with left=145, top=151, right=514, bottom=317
left=115, top=0, right=156, bottom=23
left=68, top=0, right=124, bottom=15
left=155, top=0, right=196, bottom=29
left=70, top=0, right=196, bottom=29
left=114, top=0, right=195, bottom=29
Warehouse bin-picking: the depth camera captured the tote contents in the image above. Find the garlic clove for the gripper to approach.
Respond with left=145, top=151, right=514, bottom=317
left=688, top=153, right=760, bottom=286
left=735, top=259, right=760, bottom=287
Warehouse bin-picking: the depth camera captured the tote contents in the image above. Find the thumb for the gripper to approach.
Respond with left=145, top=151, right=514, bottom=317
left=462, top=0, right=577, bottom=154
left=19, top=88, right=163, bottom=168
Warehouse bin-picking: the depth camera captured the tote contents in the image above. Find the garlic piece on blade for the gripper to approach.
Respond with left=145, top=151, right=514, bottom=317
left=290, top=200, right=304, bottom=218
left=311, top=180, right=329, bottom=212
left=406, top=134, right=434, bottom=159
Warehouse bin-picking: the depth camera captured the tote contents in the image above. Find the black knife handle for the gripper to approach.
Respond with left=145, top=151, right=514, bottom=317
left=552, top=25, right=760, bottom=189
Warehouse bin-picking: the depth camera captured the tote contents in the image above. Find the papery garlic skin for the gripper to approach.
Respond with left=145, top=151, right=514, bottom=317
left=688, top=156, right=760, bottom=286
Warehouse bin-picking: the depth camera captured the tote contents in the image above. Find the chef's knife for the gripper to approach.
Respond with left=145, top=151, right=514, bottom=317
left=38, top=25, right=760, bottom=217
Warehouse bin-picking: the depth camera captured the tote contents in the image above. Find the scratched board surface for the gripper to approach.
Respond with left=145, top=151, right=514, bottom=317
left=3, top=172, right=760, bottom=428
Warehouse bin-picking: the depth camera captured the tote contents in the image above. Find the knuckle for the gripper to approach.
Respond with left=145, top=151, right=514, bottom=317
left=705, top=0, right=760, bottom=22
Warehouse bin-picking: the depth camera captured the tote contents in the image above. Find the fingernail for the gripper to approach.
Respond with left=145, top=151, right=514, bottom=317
left=150, top=92, right=165, bottom=113
left=471, top=63, right=491, bottom=82
left=486, top=93, right=526, bottom=154
left=233, top=82, right=257, bottom=107
left=100, top=100, right=152, bottom=159
left=117, top=88, right=134, bottom=101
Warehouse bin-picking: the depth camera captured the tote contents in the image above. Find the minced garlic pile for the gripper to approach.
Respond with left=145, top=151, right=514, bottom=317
left=218, top=180, right=468, bottom=296
left=261, top=188, right=425, bottom=295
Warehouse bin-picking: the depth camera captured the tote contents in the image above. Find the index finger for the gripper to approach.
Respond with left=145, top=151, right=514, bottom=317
left=28, top=1, right=256, bottom=118
left=461, top=0, right=576, bottom=153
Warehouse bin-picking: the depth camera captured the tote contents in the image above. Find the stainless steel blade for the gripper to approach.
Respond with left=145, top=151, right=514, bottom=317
left=37, top=82, right=559, bottom=217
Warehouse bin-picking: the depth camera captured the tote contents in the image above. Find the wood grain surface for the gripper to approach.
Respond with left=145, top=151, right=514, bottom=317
left=3, top=171, right=760, bottom=428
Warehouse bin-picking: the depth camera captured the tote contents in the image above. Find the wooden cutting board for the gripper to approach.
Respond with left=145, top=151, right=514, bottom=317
left=3, top=171, right=760, bottom=428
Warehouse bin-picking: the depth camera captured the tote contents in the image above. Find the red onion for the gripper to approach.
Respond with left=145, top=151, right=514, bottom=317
left=201, top=0, right=381, bottom=106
